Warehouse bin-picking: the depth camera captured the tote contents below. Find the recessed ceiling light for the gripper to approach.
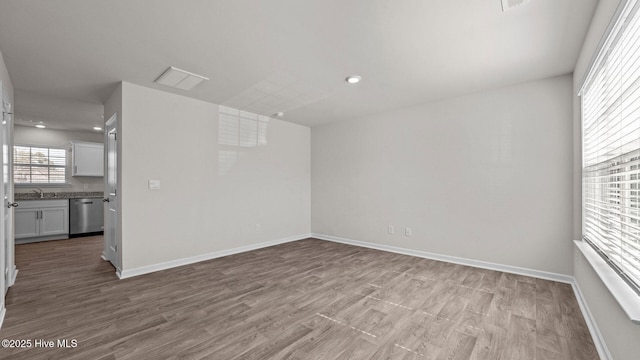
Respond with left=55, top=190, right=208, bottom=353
left=93, top=126, right=103, bottom=131
left=345, top=75, right=362, bottom=84
left=35, top=124, right=46, bottom=129
left=154, top=66, right=209, bottom=91
left=273, top=112, right=284, bottom=117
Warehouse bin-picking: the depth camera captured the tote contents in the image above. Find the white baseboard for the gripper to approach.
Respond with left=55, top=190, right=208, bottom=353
left=571, top=280, right=612, bottom=360
left=9, top=266, right=17, bottom=287
left=312, top=233, right=573, bottom=284
left=118, top=234, right=311, bottom=279
left=0, top=306, right=5, bottom=330
left=101, top=252, right=122, bottom=279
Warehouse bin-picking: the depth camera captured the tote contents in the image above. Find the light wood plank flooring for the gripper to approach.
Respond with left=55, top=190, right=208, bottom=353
left=0, top=236, right=598, bottom=359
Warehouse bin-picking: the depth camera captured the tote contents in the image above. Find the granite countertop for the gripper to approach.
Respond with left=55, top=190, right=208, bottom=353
left=15, top=191, right=104, bottom=200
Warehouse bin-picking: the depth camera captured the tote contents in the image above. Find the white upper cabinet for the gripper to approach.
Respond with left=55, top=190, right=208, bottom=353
left=71, top=141, right=104, bottom=177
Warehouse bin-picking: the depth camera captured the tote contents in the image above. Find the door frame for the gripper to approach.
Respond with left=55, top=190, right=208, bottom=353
left=103, top=113, right=120, bottom=274
left=0, top=81, right=16, bottom=328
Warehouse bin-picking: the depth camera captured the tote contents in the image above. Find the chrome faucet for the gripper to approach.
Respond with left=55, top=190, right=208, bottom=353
left=31, top=188, right=44, bottom=198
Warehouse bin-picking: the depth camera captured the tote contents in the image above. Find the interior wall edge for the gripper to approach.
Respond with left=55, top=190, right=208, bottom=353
left=571, top=277, right=613, bottom=360
left=117, top=233, right=312, bottom=279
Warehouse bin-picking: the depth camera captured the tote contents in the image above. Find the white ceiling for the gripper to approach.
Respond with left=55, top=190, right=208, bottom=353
left=0, top=0, right=598, bottom=131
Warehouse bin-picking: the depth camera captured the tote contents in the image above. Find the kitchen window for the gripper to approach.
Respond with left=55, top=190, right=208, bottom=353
left=13, top=145, right=68, bottom=185
left=581, top=0, right=640, bottom=296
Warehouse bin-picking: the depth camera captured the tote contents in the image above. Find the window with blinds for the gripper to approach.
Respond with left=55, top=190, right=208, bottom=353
left=581, top=0, right=640, bottom=294
left=13, top=145, right=67, bottom=185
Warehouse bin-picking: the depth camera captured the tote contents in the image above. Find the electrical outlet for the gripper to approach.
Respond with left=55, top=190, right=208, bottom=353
left=405, top=227, right=412, bottom=236
left=388, top=225, right=394, bottom=234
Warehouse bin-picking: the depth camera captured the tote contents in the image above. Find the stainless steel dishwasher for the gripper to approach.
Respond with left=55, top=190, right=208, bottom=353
left=69, top=198, right=104, bottom=236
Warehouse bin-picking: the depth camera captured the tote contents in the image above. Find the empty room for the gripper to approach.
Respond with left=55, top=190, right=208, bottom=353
left=0, top=0, right=639, bottom=359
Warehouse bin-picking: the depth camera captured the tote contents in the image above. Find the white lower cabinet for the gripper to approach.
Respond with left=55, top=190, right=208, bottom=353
left=15, top=199, right=69, bottom=242
left=14, top=208, right=39, bottom=238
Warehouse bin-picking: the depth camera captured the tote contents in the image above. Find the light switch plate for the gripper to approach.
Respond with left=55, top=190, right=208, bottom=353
left=148, top=179, right=161, bottom=190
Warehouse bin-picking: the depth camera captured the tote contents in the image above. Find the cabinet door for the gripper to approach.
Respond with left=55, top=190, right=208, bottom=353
left=14, top=208, right=39, bottom=239
left=40, top=206, right=69, bottom=236
left=72, top=142, right=104, bottom=176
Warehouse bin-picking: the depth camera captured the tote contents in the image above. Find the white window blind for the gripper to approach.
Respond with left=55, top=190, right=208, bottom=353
left=13, top=145, right=67, bottom=184
left=582, top=0, right=640, bottom=293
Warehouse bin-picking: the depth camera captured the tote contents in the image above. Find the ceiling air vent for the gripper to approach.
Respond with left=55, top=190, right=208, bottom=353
left=154, top=66, right=209, bottom=91
left=501, top=0, right=529, bottom=12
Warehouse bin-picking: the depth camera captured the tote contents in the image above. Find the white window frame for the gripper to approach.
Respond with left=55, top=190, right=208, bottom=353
left=579, top=0, right=640, bottom=324
left=13, top=144, right=70, bottom=187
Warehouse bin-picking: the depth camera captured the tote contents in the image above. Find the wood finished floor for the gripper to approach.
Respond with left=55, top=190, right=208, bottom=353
left=0, top=236, right=598, bottom=360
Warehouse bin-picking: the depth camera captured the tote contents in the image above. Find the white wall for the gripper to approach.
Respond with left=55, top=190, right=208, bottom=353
left=13, top=125, right=104, bottom=193
left=312, top=75, right=573, bottom=275
left=117, top=82, right=310, bottom=271
left=573, top=1, right=640, bottom=359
